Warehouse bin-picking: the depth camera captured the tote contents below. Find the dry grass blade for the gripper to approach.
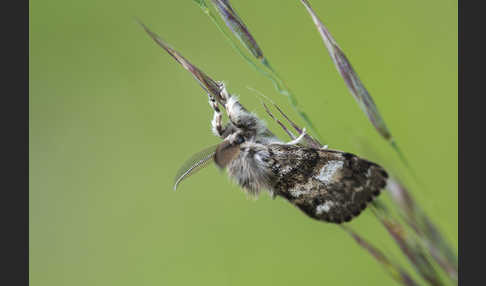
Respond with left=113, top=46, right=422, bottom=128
left=387, top=178, right=458, bottom=282
left=372, top=203, right=444, bottom=286
left=211, top=0, right=264, bottom=60
left=299, top=0, right=419, bottom=183
left=137, top=20, right=224, bottom=105
left=420, top=218, right=458, bottom=282
left=299, top=0, right=391, bottom=141
left=341, top=225, right=421, bottom=286
left=262, top=102, right=296, bottom=140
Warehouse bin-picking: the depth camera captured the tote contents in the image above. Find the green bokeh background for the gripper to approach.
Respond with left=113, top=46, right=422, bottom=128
left=30, top=0, right=457, bottom=285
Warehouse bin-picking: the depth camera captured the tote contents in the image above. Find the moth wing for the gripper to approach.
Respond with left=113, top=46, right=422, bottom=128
left=310, top=148, right=389, bottom=222
left=268, top=145, right=388, bottom=223
left=173, top=144, right=218, bottom=190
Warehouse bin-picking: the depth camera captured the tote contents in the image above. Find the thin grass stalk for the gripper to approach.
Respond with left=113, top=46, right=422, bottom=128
left=299, top=0, right=390, bottom=139
left=138, top=20, right=225, bottom=105
left=272, top=103, right=323, bottom=149
left=341, top=225, right=422, bottom=286
left=372, top=202, right=445, bottom=286
left=387, top=178, right=458, bottom=282
left=192, top=1, right=283, bottom=101
left=262, top=102, right=297, bottom=140
left=194, top=0, right=323, bottom=143
left=193, top=0, right=270, bottom=80
left=250, top=87, right=323, bottom=149
left=298, top=0, right=417, bottom=179
left=246, top=86, right=300, bottom=142
left=210, top=0, right=263, bottom=60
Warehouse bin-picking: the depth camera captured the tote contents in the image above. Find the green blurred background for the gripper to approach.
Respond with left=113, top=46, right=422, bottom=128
left=30, top=0, right=457, bottom=285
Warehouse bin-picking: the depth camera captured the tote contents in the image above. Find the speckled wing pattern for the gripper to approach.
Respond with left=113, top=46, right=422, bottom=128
left=269, top=145, right=388, bottom=224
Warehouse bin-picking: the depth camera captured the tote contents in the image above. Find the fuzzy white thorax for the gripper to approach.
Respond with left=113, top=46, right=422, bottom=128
left=227, top=141, right=274, bottom=196
left=226, top=96, right=268, bottom=134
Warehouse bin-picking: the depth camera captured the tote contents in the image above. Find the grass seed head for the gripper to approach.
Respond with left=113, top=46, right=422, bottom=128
left=138, top=20, right=224, bottom=104
left=211, top=0, right=265, bottom=61
left=300, top=0, right=392, bottom=141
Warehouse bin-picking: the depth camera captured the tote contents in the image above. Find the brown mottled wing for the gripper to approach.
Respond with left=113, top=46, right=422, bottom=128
left=269, top=145, right=388, bottom=224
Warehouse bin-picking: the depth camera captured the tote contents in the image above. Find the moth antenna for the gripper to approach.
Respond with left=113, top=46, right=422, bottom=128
left=173, top=145, right=218, bottom=191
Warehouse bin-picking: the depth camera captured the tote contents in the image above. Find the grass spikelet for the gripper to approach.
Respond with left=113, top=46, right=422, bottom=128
left=194, top=0, right=324, bottom=143
left=372, top=202, right=446, bottom=286
left=298, top=0, right=418, bottom=179
left=249, top=86, right=322, bottom=149
left=387, top=178, right=458, bottom=282
left=342, top=225, right=421, bottom=286
left=137, top=20, right=224, bottom=104
left=211, top=0, right=264, bottom=60
left=262, top=102, right=297, bottom=140
left=299, top=0, right=390, bottom=140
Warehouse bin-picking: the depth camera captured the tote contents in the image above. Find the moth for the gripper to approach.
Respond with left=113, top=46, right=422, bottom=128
left=174, top=82, right=388, bottom=224
left=137, top=20, right=387, bottom=224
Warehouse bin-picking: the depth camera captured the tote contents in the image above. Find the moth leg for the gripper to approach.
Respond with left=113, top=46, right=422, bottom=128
left=285, top=128, right=307, bottom=145
left=208, top=94, right=225, bottom=138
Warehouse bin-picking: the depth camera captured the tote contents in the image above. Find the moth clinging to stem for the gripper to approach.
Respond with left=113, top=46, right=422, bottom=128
left=139, top=22, right=388, bottom=224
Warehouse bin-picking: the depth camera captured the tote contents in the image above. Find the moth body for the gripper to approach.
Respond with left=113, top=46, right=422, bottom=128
left=175, top=83, right=388, bottom=224
left=138, top=22, right=389, bottom=224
